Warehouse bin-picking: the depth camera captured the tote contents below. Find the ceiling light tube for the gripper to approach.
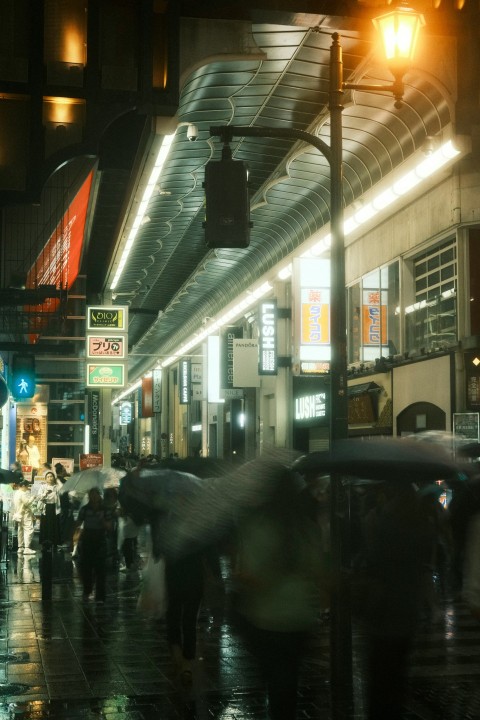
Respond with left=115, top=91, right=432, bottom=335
left=110, top=132, right=175, bottom=290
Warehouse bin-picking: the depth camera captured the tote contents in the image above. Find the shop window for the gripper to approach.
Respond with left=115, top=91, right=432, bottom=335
left=405, top=237, right=457, bottom=353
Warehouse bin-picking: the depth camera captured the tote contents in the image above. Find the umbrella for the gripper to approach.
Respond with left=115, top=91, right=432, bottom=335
left=292, top=437, right=465, bottom=483
left=0, top=469, right=23, bottom=484
left=118, top=466, right=205, bottom=524
left=157, top=457, right=233, bottom=478
left=59, top=467, right=127, bottom=495
left=152, top=458, right=302, bottom=559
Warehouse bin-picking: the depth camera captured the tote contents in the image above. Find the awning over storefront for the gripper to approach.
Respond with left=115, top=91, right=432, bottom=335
left=348, top=381, right=382, bottom=397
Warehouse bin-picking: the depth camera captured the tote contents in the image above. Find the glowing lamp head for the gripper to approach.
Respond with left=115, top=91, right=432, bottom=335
left=373, top=5, right=425, bottom=70
left=372, top=4, right=425, bottom=108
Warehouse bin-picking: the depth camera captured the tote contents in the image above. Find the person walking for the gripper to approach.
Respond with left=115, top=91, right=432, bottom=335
left=361, top=483, right=434, bottom=720
left=74, top=487, right=111, bottom=603
left=12, top=480, right=36, bottom=555
left=232, top=465, right=324, bottom=720
left=38, top=470, right=62, bottom=548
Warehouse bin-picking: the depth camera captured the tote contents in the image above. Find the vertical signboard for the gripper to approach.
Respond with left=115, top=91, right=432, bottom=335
left=259, top=300, right=277, bottom=375
left=293, top=258, right=331, bottom=375
left=153, top=368, right=162, bottom=413
left=362, top=288, right=388, bottom=346
left=87, top=390, right=100, bottom=453
left=179, top=359, right=191, bottom=405
left=221, top=327, right=243, bottom=390
left=141, top=376, right=153, bottom=418
left=86, top=306, right=128, bottom=389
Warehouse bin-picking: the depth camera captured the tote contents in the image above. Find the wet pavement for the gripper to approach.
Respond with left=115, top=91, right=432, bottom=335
left=0, top=538, right=478, bottom=719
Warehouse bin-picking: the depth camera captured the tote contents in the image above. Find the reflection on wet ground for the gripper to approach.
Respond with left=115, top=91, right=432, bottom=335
left=0, top=545, right=478, bottom=718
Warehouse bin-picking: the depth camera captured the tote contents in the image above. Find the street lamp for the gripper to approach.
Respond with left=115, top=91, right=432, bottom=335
left=328, top=7, right=424, bottom=717
left=209, top=7, right=425, bottom=716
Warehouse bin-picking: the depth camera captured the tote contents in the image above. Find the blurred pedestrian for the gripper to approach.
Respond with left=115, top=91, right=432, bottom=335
left=12, top=480, right=36, bottom=555
left=117, top=509, right=140, bottom=575
left=361, top=483, right=434, bottom=720
left=26, top=435, right=40, bottom=480
left=74, top=488, right=111, bottom=603
left=38, top=470, right=62, bottom=548
left=232, top=465, right=324, bottom=720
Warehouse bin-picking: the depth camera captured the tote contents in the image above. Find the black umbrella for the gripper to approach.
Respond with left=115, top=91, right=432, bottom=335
left=118, top=465, right=205, bottom=524
left=456, top=442, right=480, bottom=459
left=293, top=437, right=465, bottom=483
left=0, top=469, right=24, bottom=484
left=157, top=457, right=234, bottom=478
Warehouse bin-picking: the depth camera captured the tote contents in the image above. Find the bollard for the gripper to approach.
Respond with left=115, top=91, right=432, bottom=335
left=41, top=504, right=55, bottom=604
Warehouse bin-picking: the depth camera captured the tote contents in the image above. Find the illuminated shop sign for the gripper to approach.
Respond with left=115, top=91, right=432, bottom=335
left=179, top=359, right=191, bottom=405
left=293, top=376, right=329, bottom=427
left=293, top=258, right=331, bottom=375
left=86, top=363, right=125, bottom=387
left=87, top=336, right=125, bottom=358
left=87, top=306, right=128, bottom=331
left=87, top=390, right=100, bottom=453
left=362, top=289, right=387, bottom=346
left=295, top=392, right=326, bottom=421
left=120, top=402, right=132, bottom=425
left=259, top=300, right=277, bottom=375
left=152, top=369, right=162, bottom=413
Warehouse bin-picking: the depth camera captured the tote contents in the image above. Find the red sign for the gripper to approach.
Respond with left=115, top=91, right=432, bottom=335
left=79, top=453, right=103, bottom=470
left=141, top=376, right=153, bottom=418
left=25, top=170, right=94, bottom=340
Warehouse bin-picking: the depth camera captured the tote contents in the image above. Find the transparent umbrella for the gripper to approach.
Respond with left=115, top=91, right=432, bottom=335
left=59, top=467, right=127, bottom=495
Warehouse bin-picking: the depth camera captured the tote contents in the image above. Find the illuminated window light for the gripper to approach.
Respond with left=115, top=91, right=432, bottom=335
left=110, top=133, right=175, bottom=290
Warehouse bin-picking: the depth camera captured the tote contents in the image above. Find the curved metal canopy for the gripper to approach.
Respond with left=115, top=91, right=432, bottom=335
left=107, top=15, right=453, bottom=384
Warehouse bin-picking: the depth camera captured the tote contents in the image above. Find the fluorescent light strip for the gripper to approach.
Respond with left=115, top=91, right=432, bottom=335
left=113, top=378, right=142, bottom=405
left=289, top=140, right=461, bottom=270
left=110, top=133, right=176, bottom=291
left=160, top=281, right=273, bottom=369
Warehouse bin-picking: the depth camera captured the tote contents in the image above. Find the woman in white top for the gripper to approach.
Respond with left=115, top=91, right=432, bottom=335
left=12, top=480, right=36, bottom=554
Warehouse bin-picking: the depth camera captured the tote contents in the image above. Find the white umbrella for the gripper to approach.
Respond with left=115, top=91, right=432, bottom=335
left=59, top=467, right=126, bottom=495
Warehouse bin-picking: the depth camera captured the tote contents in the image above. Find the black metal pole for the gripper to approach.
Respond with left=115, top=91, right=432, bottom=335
left=41, top=504, right=55, bottom=604
left=210, top=37, right=353, bottom=710
left=328, top=32, right=353, bottom=720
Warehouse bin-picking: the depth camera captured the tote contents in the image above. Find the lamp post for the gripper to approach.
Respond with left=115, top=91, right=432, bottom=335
left=209, top=7, right=424, bottom=716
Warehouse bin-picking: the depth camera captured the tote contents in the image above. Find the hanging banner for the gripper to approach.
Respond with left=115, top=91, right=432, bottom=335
left=141, top=376, right=153, bottom=418
left=153, top=368, right=162, bottom=413
left=233, top=340, right=260, bottom=387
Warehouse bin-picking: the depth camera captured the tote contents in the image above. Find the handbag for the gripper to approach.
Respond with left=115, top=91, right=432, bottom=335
left=137, top=555, right=168, bottom=619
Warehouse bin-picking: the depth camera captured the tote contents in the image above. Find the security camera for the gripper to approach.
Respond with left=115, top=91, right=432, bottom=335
left=187, top=124, right=199, bottom=142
